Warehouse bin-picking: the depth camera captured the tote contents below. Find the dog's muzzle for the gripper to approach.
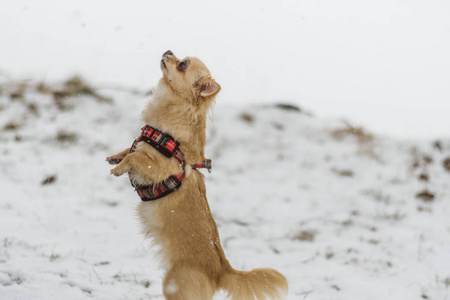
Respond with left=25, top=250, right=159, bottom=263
left=161, top=50, right=174, bottom=69
left=163, top=50, right=173, bottom=57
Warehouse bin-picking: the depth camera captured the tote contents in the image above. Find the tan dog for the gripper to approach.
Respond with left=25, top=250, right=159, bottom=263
left=106, top=51, right=288, bottom=300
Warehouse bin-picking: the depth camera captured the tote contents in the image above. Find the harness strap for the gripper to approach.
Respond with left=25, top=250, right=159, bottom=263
left=130, top=125, right=211, bottom=201
left=130, top=125, right=185, bottom=164
left=136, top=173, right=185, bottom=201
left=192, top=159, right=212, bottom=173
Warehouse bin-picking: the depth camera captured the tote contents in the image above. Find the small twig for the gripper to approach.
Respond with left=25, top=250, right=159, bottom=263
left=301, top=256, right=316, bottom=264
left=298, top=289, right=313, bottom=300
left=91, top=267, right=103, bottom=284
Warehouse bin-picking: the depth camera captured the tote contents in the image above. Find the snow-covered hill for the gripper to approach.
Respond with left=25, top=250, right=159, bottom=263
left=1, top=78, right=449, bottom=300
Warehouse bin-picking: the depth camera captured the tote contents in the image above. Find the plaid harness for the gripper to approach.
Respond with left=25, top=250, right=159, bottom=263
left=129, top=125, right=211, bottom=201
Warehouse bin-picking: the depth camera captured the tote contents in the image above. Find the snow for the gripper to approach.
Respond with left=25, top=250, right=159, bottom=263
left=1, top=81, right=450, bottom=299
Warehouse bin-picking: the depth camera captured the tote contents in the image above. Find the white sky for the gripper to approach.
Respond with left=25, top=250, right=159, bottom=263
left=2, top=0, right=450, bottom=138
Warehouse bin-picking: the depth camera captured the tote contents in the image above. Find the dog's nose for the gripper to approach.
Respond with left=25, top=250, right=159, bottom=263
left=163, top=50, right=173, bottom=57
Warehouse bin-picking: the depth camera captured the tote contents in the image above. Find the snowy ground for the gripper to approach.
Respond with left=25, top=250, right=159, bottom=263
left=1, top=78, right=450, bottom=300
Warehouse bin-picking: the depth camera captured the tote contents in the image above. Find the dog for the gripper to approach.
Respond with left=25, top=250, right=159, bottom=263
left=106, top=50, right=288, bottom=300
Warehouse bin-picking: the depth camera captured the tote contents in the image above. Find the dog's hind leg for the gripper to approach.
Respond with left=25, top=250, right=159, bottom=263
left=163, top=265, right=216, bottom=300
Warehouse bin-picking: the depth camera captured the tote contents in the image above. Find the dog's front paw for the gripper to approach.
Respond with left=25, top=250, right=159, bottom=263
left=106, top=155, right=123, bottom=165
left=110, top=164, right=129, bottom=176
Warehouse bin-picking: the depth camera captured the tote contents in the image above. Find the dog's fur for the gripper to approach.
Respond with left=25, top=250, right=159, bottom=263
left=106, top=51, right=288, bottom=300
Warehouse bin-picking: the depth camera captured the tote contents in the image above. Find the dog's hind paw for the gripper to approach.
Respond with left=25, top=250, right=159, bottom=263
left=110, top=165, right=129, bottom=176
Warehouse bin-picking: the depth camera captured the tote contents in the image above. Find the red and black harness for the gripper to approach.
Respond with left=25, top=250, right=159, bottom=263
left=129, top=125, right=211, bottom=201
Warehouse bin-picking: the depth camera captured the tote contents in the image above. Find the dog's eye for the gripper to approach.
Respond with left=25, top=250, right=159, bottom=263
left=178, top=60, right=187, bottom=70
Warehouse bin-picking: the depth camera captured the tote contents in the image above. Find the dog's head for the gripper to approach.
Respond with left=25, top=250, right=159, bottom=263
left=159, top=50, right=220, bottom=104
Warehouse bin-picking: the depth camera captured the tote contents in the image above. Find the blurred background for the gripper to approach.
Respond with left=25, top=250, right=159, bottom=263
left=1, top=0, right=449, bottom=138
left=2, top=2, right=450, bottom=299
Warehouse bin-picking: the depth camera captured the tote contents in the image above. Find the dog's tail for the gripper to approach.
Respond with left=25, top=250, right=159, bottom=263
left=219, top=267, right=288, bottom=300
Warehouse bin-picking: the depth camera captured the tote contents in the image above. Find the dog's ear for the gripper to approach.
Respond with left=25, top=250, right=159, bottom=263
left=199, top=79, right=220, bottom=98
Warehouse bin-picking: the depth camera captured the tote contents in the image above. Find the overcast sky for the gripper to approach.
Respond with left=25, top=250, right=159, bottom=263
left=2, top=0, right=449, bottom=138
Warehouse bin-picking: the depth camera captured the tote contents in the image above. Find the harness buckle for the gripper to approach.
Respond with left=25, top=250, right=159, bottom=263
left=163, top=175, right=182, bottom=190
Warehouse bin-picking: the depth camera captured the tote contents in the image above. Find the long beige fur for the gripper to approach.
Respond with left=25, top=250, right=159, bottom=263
left=106, top=51, right=288, bottom=300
